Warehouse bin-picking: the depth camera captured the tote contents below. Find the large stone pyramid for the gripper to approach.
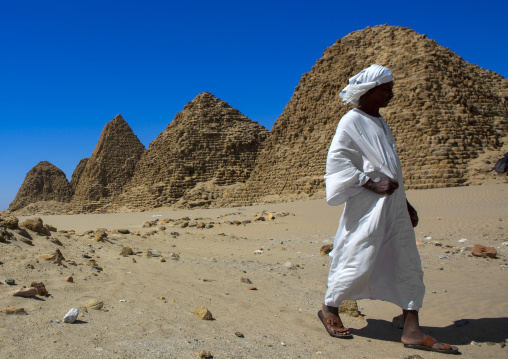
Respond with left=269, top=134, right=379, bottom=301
left=111, top=92, right=269, bottom=210
left=227, top=25, right=508, bottom=205
left=9, top=161, right=73, bottom=211
left=70, top=157, right=88, bottom=192
left=71, top=115, right=145, bottom=212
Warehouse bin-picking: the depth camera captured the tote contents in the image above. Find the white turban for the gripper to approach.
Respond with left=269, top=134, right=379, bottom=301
left=339, top=64, right=393, bottom=105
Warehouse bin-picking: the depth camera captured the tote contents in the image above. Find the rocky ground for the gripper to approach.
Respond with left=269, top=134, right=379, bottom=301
left=1, top=184, right=507, bottom=358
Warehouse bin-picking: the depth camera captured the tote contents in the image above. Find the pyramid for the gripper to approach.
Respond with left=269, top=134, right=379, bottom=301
left=71, top=115, right=145, bottom=212
left=111, top=92, right=269, bottom=210
left=227, top=25, right=508, bottom=205
left=9, top=161, right=73, bottom=211
left=70, top=157, right=88, bottom=192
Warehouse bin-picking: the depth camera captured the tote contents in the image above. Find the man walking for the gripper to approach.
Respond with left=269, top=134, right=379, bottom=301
left=318, top=64, right=458, bottom=354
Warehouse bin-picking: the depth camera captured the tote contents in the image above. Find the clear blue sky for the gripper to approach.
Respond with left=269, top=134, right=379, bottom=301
left=1, top=0, right=507, bottom=210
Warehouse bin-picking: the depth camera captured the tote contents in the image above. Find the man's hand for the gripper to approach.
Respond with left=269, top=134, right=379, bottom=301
left=363, top=178, right=399, bottom=195
left=407, top=200, right=418, bottom=227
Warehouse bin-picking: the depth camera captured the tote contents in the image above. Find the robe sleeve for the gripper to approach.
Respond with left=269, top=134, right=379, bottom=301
left=324, top=127, right=370, bottom=206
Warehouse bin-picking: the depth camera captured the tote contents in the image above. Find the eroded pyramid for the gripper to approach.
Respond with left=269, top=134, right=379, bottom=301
left=112, top=92, right=269, bottom=210
left=9, top=161, right=73, bottom=211
left=226, top=25, right=508, bottom=205
left=71, top=115, right=145, bottom=212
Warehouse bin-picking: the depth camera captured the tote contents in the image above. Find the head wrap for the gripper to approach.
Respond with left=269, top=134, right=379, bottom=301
left=339, top=64, right=393, bottom=105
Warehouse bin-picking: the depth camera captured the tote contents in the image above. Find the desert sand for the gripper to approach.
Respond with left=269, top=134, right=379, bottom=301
left=1, top=184, right=507, bottom=358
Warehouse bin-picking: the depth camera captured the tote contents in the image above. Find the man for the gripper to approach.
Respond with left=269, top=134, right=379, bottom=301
left=318, top=64, right=458, bottom=354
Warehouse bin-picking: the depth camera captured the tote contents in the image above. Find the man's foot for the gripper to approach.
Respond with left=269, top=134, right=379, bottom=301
left=402, top=335, right=459, bottom=354
left=318, top=304, right=352, bottom=339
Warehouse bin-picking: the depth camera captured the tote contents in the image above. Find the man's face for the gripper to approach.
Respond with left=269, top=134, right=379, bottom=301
left=370, top=81, right=394, bottom=107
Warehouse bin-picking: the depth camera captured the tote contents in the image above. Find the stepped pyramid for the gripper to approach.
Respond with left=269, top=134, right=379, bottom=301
left=71, top=115, right=145, bottom=213
left=9, top=161, right=73, bottom=211
left=111, top=92, right=269, bottom=210
left=227, top=25, right=508, bottom=205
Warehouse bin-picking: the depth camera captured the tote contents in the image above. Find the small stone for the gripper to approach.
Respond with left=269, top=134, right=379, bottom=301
left=472, top=244, right=497, bottom=258
left=267, top=212, right=275, bottom=220
left=10, top=287, right=38, bottom=297
left=30, top=282, right=48, bottom=296
left=156, top=296, right=165, bottom=300
left=5, top=278, right=15, bottom=285
left=63, top=307, right=79, bottom=323
left=131, top=258, right=137, bottom=263
left=320, top=244, right=333, bottom=255
left=64, top=276, right=73, bottom=282
left=22, top=217, right=49, bottom=235
left=283, top=261, right=295, bottom=269
left=339, top=300, right=360, bottom=317
left=1, top=307, right=27, bottom=315
left=84, top=299, right=104, bottom=310
left=403, top=355, right=424, bottom=359
left=159, top=258, right=166, bottom=262
left=439, top=255, right=449, bottom=259
left=120, top=247, right=134, bottom=256
left=247, top=287, right=257, bottom=291
left=49, top=237, right=63, bottom=245
left=18, top=237, right=34, bottom=246
left=235, top=332, right=244, bottom=338
left=116, top=229, right=130, bottom=234
left=240, top=277, right=252, bottom=284
left=199, top=349, right=212, bottom=358
left=193, top=306, right=213, bottom=320
left=169, top=252, right=180, bottom=260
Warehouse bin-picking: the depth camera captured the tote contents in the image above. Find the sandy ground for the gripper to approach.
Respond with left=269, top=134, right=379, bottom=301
left=1, top=184, right=507, bottom=359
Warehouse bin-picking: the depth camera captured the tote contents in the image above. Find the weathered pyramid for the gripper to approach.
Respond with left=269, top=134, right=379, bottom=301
left=9, top=161, right=73, bottom=211
left=70, top=157, right=88, bottom=192
left=71, top=115, right=145, bottom=212
left=111, top=92, right=269, bottom=210
left=226, top=25, right=508, bottom=205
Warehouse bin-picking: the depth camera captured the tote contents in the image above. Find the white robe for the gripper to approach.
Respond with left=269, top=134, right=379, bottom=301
left=324, top=108, right=425, bottom=311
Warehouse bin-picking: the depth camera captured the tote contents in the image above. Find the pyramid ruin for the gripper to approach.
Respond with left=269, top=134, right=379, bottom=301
left=111, top=92, right=269, bottom=210
left=225, top=25, right=508, bottom=205
left=70, top=158, right=88, bottom=193
left=9, top=161, right=73, bottom=211
left=70, top=115, right=145, bottom=213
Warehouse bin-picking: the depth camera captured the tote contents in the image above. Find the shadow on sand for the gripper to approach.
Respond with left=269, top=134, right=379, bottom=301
left=349, top=317, right=508, bottom=346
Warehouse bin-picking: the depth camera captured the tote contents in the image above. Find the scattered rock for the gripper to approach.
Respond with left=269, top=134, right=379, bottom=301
left=38, top=249, right=65, bottom=265
left=339, top=300, right=360, bottom=317
left=247, top=287, right=258, bottom=291
left=472, top=244, right=497, bottom=258
left=320, top=244, right=333, bottom=256
left=193, top=306, right=213, bottom=320
left=9, top=287, right=38, bottom=297
left=120, top=247, right=134, bottom=256
left=116, top=229, right=130, bottom=234
left=240, top=277, right=252, bottom=284
left=84, top=299, right=104, bottom=310
left=169, top=252, right=180, bottom=260
left=64, top=276, right=73, bottom=282
left=5, top=278, right=15, bottom=285
left=235, top=332, right=244, bottom=338
left=159, top=258, right=166, bottom=262
left=44, top=224, right=57, bottom=232
left=199, top=349, right=212, bottom=358
left=267, top=212, right=275, bottom=220
left=283, top=261, right=295, bottom=269
left=404, top=355, right=424, bottom=359
left=63, top=307, right=79, bottom=323
left=415, top=239, right=425, bottom=247
left=0, top=216, right=19, bottom=229
left=22, top=217, right=49, bottom=235
left=1, top=307, right=27, bottom=315
left=49, top=237, right=63, bottom=246
left=18, top=237, right=33, bottom=246
left=30, top=282, right=48, bottom=296
left=146, top=250, right=162, bottom=257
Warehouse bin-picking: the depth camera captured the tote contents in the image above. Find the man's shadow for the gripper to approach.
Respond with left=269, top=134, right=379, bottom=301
left=349, top=317, right=508, bottom=345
